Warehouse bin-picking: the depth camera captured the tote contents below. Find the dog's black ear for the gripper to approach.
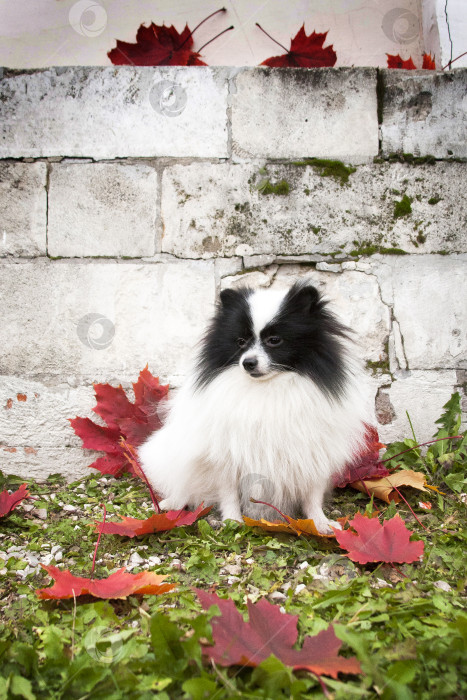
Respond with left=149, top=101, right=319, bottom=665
left=289, top=284, right=321, bottom=313
left=219, top=288, right=241, bottom=308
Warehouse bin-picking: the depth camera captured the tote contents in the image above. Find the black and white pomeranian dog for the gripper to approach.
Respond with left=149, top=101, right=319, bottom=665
left=139, top=281, right=372, bottom=533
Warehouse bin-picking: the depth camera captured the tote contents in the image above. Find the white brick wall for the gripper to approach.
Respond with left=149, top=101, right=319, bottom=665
left=0, top=66, right=466, bottom=480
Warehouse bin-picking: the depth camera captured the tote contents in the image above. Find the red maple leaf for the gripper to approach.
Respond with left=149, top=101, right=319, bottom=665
left=70, top=367, right=169, bottom=477
left=196, top=591, right=361, bottom=678
left=334, top=424, right=389, bottom=488
left=258, top=24, right=337, bottom=67
left=0, top=483, right=29, bottom=517
left=334, top=512, right=424, bottom=564
left=108, top=22, right=206, bottom=66
left=386, top=54, right=417, bottom=70
left=93, top=503, right=212, bottom=537
left=422, top=53, right=436, bottom=70
left=36, top=565, right=176, bottom=600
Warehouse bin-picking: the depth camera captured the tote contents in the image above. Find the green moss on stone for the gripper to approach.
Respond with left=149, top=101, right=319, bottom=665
left=350, top=241, right=408, bottom=257
left=292, top=158, right=357, bottom=185
left=258, top=179, right=290, bottom=196
left=428, top=196, right=442, bottom=205
left=394, top=194, right=413, bottom=219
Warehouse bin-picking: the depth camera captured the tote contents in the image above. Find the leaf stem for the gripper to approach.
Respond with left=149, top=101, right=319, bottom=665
left=442, top=50, right=467, bottom=70
left=389, top=484, right=428, bottom=531
left=381, top=435, right=463, bottom=463
left=121, top=439, right=160, bottom=513
left=255, top=23, right=289, bottom=53
left=91, top=503, right=106, bottom=577
left=177, top=7, right=227, bottom=51
left=250, top=497, right=294, bottom=525
left=197, top=26, right=234, bottom=53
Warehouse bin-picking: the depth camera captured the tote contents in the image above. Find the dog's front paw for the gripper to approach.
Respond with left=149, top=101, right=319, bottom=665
left=159, top=498, right=187, bottom=512
left=220, top=508, right=243, bottom=523
left=310, top=515, right=342, bottom=535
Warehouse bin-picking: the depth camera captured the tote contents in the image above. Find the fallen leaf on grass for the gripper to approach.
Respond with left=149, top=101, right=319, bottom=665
left=36, top=565, right=176, bottom=600
left=243, top=515, right=347, bottom=538
left=93, top=503, right=212, bottom=537
left=196, top=591, right=361, bottom=678
left=334, top=425, right=388, bottom=488
left=259, top=24, right=337, bottom=67
left=351, top=469, right=428, bottom=503
left=0, top=483, right=29, bottom=517
left=334, top=512, right=424, bottom=564
left=70, top=366, right=168, bottom=477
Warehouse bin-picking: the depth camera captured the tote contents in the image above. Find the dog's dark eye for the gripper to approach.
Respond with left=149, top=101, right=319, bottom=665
left=237, top=338, right=249, bottom=349
left=265, top=336, right=283, bottom=347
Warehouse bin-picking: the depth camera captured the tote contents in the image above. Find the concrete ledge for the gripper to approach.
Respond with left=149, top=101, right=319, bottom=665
left=0, top=67, right=229, bottom=158
left=381, top=69, right=467, bottom=158
left=48, top=162, right=158, bottom=257
left=0, top=162, right=47, bottom=256
left=232, top=68, right=378, bottom=163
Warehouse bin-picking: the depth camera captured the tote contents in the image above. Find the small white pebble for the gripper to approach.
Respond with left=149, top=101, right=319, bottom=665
left=147, top=556, right=162, bottom=566
left=299, top=561, right=309, bottom=570
left=434, top=580, right=452, bottom=592
left=245, top=558, right=254, bottom=565
left=279, top=606, right=286, bottom=614
left=270, top=591, right=286, bottom=602
left=227, top=575, right=240, bottom=585
left=128, top=552, right=145, bottom=568
left=224, top=564, right=242, bottom=576
left=294, top=584, right=306, bottom=594
left=63, top=504, right=76, bottom=512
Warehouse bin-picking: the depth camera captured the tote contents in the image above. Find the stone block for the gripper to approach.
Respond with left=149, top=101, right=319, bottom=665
left=271, top=264, right=391, bottom=363
left=48, top=162, right=158, bottom=257
left=0, top=376, right=95, bottom=447
left=232, top=68, right=378, bottom=162
left=374, top=254, right=467, bottom=370
left=0, top=162, right=47, bottom=256
left=0, top=259, right=216, bottom=383
left=161, top=161, right=467, bottom=258
left=381, top=69, right=467, bottom=158
left=1, top=446, right=95, bottom=482
left=0, top=67, right=228, bottom=158
left=376, top=370, right=458, bottom=443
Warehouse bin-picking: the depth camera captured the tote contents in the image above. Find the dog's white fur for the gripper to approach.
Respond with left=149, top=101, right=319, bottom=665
left=139, top=287, right=372, bottom=533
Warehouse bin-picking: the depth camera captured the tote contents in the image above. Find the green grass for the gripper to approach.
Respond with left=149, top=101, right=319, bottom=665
left=0, top=396, right=466, bottom=699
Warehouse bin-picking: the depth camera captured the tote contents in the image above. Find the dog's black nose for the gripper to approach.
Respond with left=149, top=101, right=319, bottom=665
left=242, top=357, right=258, bottom=372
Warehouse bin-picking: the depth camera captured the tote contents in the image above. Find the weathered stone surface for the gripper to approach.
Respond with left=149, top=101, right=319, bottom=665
left=0, top=162, right=47, bottom=256
left=0, top=376, right=96, bottom=447
left=0, top=259, right=216, bottom=383
left=376, top=370, right=458, bottom=443
left=374, top=254, right=467, bottom=370
left=271, top=264, right=390, bottom=363
left=1, top=446, right=94, bottom=481
left=381, top=69, right=467, bottom=158
left=48, top=163, right=158, bottom=257
left=0, top=67, right=228, bottom=158
left=232, top=68, right=378, bottom=162
left=161, top=161, right=467, bottom=258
